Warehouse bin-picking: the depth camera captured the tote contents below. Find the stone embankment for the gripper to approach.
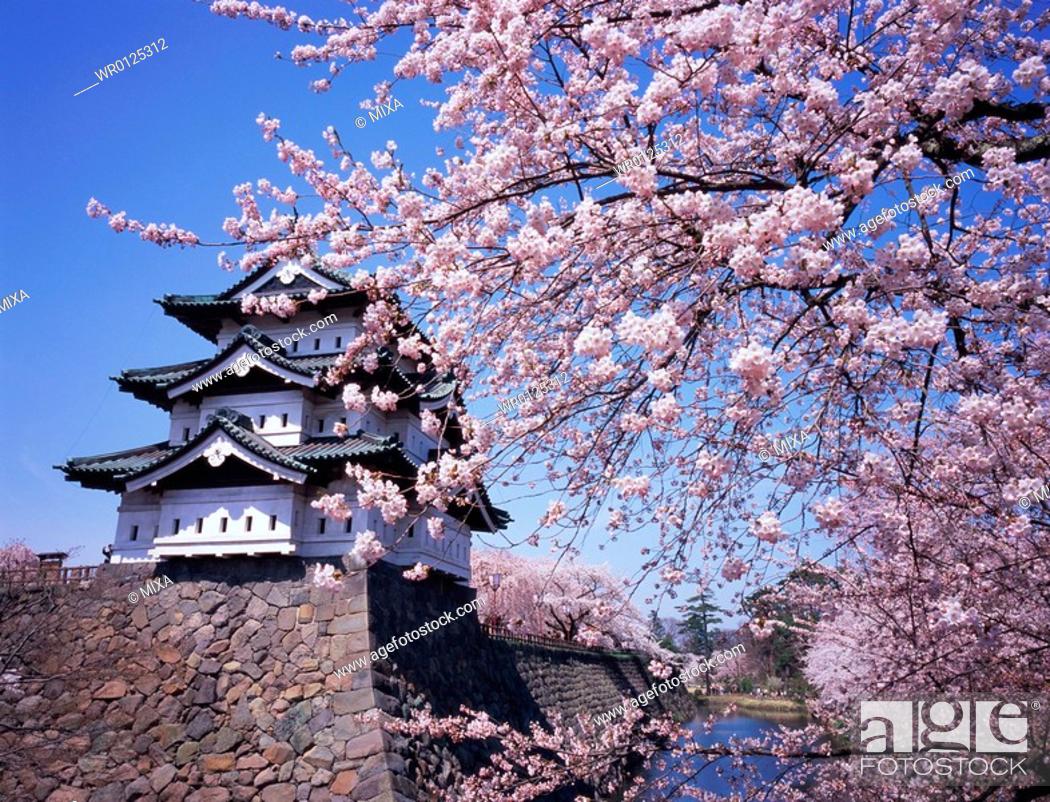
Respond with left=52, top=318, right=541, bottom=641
left=0, top=558, right=694, bottom=801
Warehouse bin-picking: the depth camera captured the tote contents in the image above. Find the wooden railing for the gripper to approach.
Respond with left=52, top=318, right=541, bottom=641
left=0, top=565, right=98, bottom=590
left=480, top=623, right=642, bottom=657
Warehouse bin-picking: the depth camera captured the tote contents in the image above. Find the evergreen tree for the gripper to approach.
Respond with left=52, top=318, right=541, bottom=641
left=679, top=591, right=724, bottom=693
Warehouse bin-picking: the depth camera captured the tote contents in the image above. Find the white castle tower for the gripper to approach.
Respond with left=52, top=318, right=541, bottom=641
left=59, top=261, right=508, bottom=580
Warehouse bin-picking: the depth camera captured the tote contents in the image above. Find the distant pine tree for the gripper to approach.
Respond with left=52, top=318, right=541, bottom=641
left=680, top=591, right=725, bottom=694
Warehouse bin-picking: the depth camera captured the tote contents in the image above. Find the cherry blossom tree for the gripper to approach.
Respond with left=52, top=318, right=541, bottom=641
left=87, top=0, right=1050, bottom=798
left=0, top=540, right=37, bottom=572
left=472, top=549, right=658, bottom=653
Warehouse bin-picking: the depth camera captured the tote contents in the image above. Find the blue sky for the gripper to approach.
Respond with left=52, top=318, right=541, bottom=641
left=0, top=1, right=713, bottom=617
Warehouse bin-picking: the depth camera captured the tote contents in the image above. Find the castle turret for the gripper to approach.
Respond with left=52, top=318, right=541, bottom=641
left=58, top=260, right=508, bottom=580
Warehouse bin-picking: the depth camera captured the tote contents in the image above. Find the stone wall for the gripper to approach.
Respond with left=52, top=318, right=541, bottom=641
left=0, top=558, right=694, bottom=802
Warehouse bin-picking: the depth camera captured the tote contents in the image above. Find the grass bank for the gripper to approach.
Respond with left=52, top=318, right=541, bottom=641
left=692, top=691, right=809, bottom=717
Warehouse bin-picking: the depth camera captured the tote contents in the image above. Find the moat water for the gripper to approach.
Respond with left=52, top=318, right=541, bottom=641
left=641, top=710, right=812, bottom=799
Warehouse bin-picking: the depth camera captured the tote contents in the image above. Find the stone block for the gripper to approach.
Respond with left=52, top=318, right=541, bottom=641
left=245, top=596, right=270, bottom=621
left=260, top=785, right=295, bottom=802
left=297, top=603, right=315, bottom=623
left=331, top=689, right=373, bottom=716
left=327, top=615, right=366, bottom=636
left=329, top=770, right=357, bottom=795
left=276, top=607, right=297, bottom=631
left=149, top=764, right=177, bottom=793
left=185, top=789, right=231, bottom=802
left=175, top=741, right=199, bottom=766
left=235, top=754, right=267, bottom=770
left=93, top=680, right=127, bottom=700
left=157, top=645, right=181, bottom=664
left=344, top=729, right=387, bottom=761
left=303, top=745, right=334, bottom=770
left=263, top=742, right=295, bottom=765
left=201, top=752, right=236, bottom=771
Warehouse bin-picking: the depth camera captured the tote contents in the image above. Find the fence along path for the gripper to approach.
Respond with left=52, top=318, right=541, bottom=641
left=0, top=565, right=98, bottom=590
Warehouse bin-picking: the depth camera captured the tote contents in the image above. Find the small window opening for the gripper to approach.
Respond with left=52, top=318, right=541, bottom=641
left=269, top=514, right=277, bottom=531
left=220, top=517, right=228, bottom=533
left=130, top=525, right=139, bottom=542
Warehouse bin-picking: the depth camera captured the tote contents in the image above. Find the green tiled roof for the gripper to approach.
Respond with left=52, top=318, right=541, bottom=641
left=115, top=326, right=341, bottom=410
left=57, top=410, right=409, bottom=490
left=116, top=334, right=457, bottom=412
left=58, top=408, right=507, bottom=531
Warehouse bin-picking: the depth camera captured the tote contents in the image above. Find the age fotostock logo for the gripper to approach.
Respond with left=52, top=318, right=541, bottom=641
left=855, top=697, right=1047, bottom=786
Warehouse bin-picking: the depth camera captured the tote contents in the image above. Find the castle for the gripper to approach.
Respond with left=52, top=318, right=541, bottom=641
left=58, top=260, right=508, bottom=579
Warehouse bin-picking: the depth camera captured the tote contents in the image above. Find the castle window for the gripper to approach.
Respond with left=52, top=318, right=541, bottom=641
left=335, top=336, right=342, bottom=348
left=314, top=338, right=320, bottom=351
left=269, top=514, right=277, bottom=531
left=172, top=518, right=180, bottom=535
left=258, top=415, right=265, bottom=429
left=182, top=427, right=190, bottom=441
left=245, top=515, right=253, bottom=532
left=317, top=419, right=324, bottom=433
left=130, top=525, right=139, bottom=542
left=318, top=518, right=326, bottom=534
left=345, top=518, right=352, bottom=533
left=153, top=524, right=159, bottom=539
left=220, top=517, right=228, bottom=533
left=292, top=340, right=299, bottom=353
left=195, top=518, right=203, bottom=534
left=408, top=525, right=415, bottom=539
left=340, top=417, right=346, bottom=426
left=282, top=413, right=289, bottom=427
